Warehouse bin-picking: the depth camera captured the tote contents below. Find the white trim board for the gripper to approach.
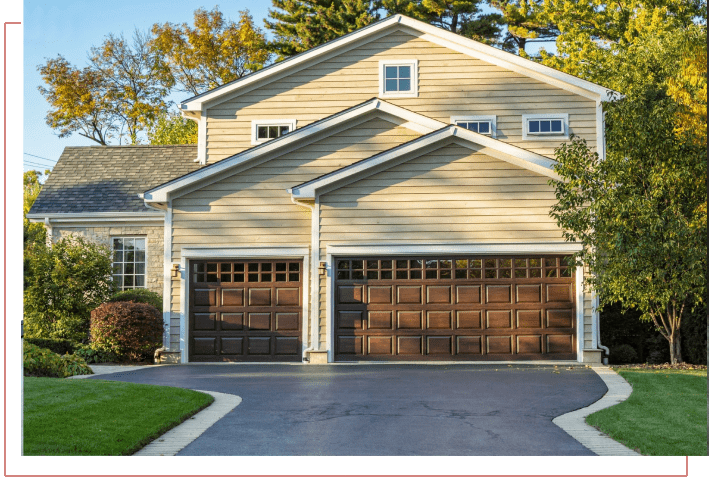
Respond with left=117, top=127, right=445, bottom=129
left=290, top=125, right=560, bottom=200
left=144, top=99, right=445, bottom=203
left=178, top=245, right=310, bottom=364
left=178, top=15, right=615, bottom=111
left=27, top=212, right=164, bottom=224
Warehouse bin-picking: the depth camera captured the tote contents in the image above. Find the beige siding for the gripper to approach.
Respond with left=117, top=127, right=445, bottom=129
left=170, top=116, right=422, bottom=310
left=317, top=139, right=568, bottom=346
left=205, top=27, right=596, bottom=163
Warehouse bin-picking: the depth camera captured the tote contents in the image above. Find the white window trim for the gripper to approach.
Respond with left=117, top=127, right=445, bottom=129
left=379, top=59, right=418, bottom=98
left=451, top=115, right=497, bottom=138
left=178, top=245, right=310, bottom=363
left=251, top=119, right=297, bottom=145
left=111, top=235, right=148, bottom=291
left=522, top=113, right=569, bottom=140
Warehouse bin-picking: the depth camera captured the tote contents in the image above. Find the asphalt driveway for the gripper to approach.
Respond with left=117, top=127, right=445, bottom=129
left=91, top=363, right=607, bottom=455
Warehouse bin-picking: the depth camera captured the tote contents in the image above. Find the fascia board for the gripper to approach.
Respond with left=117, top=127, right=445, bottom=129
left=398, top=17, right=616, bottom=101
left=26, top=212, right=164, bottom=221
left=180, top=17, right=401, bottom=110
left=290, top=128, right=452, bottom=199
left=144, top=99, right=444, bottom=202
left=290, top=126, right=560, bottom=199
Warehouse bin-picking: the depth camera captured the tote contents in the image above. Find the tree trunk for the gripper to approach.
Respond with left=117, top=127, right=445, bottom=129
left=669, top=329, right=683, bottom=364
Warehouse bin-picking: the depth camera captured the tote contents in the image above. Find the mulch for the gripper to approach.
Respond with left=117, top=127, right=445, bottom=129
left=613, top=363, right=707, bottom=371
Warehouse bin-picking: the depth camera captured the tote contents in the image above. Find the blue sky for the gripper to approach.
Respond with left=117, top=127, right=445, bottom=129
left=22, top=0, right=553, bottom=173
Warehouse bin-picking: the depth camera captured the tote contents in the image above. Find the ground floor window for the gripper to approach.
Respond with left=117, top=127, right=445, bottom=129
left=112, top=237, right=146, bottom=290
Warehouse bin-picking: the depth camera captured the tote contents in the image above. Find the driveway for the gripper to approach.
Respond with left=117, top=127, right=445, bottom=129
left=90, top=363, right=607, bottom=455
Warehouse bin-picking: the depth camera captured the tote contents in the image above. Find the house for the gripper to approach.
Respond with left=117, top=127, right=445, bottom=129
left=28, top=15, right=614, bottom=364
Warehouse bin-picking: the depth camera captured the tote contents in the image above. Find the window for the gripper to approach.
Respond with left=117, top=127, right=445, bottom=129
left=251, top=119, right=297, bottom=145
left=522, top=114, right=569, bottom=140
left=379, top=60, right=418, bottom=98
left=112, top=237, right=146, bottom=290
left=451, top=115, right=497, bottom=138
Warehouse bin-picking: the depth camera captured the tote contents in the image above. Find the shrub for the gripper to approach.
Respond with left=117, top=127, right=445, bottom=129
left=109, top=289, right=163, bottom=312
left=609, top=344, right=639, bottom=365
left=90, top=302, right=163, bottom=362
left=24, top=236, right=114, bottom=342
left=74, top=345, right=117, bottom=364
left=23, top=338, right=77, bottom=355
left=23, top=342, right=93, bottom=378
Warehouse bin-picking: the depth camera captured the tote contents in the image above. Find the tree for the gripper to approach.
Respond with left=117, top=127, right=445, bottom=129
left=266, top=1, right=379, bottom=57
left=23, top=170, right=49, bottom=249
left=151, top=8, right=271, bottom=95
left=38, top=30, right=170, bottom=145
left=24, top=236, right=115, bottom=342
left=548, top=26, right=707, bottom=364
left=488, top=1, right=559, bottom=55
left=147, top=111, right=198, bottom=145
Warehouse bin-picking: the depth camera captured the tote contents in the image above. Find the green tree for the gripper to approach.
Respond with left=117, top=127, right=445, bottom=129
left=488, top=1, right=559, bottom=55
left=24, top=236, right=115, bottom=343
left=147, top=111, right=198, bottom=145
left=151, top=8, right=271, bottom=95
left=23, top=170, right=49, bottom=249
left=548, top=26, right=707, bottom=364
left=266, top=1, right=379, bottom=57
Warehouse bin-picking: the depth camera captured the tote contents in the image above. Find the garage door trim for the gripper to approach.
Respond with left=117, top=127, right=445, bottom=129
left=325, top=243, right=584, bottom=363
left=180, top=246, right=310, bottom=363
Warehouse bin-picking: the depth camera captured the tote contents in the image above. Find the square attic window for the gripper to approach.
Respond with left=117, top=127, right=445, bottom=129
left=379, top=60, right=418, bottom=98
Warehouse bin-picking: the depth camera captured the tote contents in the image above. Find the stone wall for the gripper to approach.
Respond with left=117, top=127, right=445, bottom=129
left=51, top=224, right=164, bottom=295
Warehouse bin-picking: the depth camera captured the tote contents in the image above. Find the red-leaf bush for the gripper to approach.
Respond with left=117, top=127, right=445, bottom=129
left=90, top=301, right=163, bottom=362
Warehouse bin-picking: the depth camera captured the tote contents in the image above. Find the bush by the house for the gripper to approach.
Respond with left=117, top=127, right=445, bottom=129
left=90, top=302, right=162, bottom=362
left=23, top=337, right=77, bottom=355
left=23, top=342, right=93, bottom=378
left=74, top=344, right=117, bottom=364
left=24, top=236, right=114, bottom=342
left=109, top=289, right=163, bottom=312
left=609, top=344, right=639, bottom=364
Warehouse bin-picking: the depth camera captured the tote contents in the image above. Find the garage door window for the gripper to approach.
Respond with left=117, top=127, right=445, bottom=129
left=193, top=261, right=300, bottom=283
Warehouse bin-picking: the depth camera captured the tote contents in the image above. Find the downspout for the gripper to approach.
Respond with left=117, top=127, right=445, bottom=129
left=290, top=196, right=317, bottom=362
left=43, top=217, right=52, bottom=245
left=594, top=294, right=609, bottom=364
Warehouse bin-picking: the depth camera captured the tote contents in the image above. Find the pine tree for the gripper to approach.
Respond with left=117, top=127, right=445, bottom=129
left=488, top=1, right=559, bottom=55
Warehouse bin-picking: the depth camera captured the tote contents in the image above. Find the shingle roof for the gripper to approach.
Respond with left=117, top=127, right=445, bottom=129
left=29, top=145, right=200, bottom=214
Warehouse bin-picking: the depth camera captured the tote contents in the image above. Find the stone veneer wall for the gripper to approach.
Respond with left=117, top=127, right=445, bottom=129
left=51, top=225, right=164, bottom=295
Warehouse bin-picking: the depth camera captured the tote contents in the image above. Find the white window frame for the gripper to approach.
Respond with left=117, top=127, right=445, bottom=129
left=111, top=236, right=148, bottom=291
left=379, top=59, right=418, bottom=98
left=451, top=115, right=497, bottom=138
left=522, top=113, right=569, bottom=140
left=251, top=119, right=297, bottom=145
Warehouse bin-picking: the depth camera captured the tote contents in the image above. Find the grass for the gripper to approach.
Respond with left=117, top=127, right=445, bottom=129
left=586, top=369, right=707, bottom=456
left=23, top=377, right=214, bottom=455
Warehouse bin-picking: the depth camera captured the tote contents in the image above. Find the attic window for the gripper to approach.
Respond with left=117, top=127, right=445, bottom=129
left=451, top=115, right=497, bottom=138
left=251, top=119, right=297, bottom=145
left=379, top=60, right=418, bottom=98
left=522, top=114, right=569, bottom=140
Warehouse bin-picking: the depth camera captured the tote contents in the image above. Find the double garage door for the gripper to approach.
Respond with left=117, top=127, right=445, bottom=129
left=334, top=255, right=576, bottom=361
left=188, top=255, right=576, bottom=362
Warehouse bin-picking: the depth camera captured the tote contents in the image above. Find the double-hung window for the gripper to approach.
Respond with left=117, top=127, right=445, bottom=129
left=379, top=60, right=418, bottom=98
left=522, top=114, right=569, bottom=140
left=112, top=237, right=146, bottom=290
left=451, top=115, right=496, bottom=138
left=251, top=119, right=297, bottom=145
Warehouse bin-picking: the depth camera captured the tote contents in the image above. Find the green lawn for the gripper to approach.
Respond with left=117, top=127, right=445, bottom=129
left=23, top=377, right=214, bottom=455
left=586, top=369, right=707, bottom=456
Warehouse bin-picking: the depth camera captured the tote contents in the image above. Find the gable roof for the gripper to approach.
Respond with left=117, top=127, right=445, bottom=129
left=27, top=145, right=200, bottom=217
left=289, top=125, right=560, bottom=199
left=143, top=99, right=446, bottom=203
left=179, top=14, right=615, bottom=112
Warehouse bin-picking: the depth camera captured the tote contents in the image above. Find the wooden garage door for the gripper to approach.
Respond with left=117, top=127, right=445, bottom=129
left=189, top=259, right=302, bottom=362
left=334, top=256, right=576, bottom=361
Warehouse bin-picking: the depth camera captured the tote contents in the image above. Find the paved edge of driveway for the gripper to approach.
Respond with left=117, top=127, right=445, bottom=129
left=133, top=390, right=242, bottom=456
left=69, top=364, right=163, bottom=379
left=553, top=366, right=641, bottom=456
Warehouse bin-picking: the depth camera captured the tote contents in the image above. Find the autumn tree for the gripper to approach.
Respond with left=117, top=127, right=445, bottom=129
left=548, top=25, right=707, bottom=364
left=151, top=8, right=271, bottom=95
left=266, top=1, right=379, bottom=57
left=147, top=111, right=198, bottom=145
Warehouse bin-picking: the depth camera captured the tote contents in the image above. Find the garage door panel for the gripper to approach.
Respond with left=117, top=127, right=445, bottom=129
left=189, top=259, right=302, bottom=362
left=335, top=255, right=575, bottom=361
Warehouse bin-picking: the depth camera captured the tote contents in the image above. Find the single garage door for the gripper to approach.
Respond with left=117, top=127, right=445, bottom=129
left=189, top=259, right=302, bottom=362
left=334, top=255, right=576, bottom=361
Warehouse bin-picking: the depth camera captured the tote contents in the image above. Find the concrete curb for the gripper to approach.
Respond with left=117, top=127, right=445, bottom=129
left=133, top=390, right=242, bottom=456
left=553, top=366, right=641, bottom=456
left=69, top=364, right=163, bottom=379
